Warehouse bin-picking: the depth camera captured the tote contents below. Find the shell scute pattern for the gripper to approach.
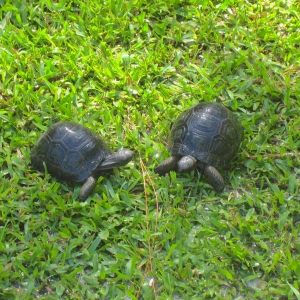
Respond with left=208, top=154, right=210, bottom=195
left=168, top=102, right=243, bottom=168
left=31, top=122, right=112, bottom=183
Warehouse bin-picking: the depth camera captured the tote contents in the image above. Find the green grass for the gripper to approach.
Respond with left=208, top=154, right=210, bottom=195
left=1, top=0, right=300, bottom=299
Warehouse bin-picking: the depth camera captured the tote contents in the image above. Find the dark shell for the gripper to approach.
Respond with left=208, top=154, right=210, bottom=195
left=30, top=121, right=112, bottom=182
left=168, top=102, right=243, bottom=168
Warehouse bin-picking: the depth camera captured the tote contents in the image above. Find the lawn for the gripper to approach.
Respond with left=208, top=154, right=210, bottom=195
left=0, top=0, right=300, bottom=299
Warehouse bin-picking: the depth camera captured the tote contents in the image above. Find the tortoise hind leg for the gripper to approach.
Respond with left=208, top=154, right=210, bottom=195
left=204, top=165, right=224, bottom=192
left=79, top=176, right=96, bottom=201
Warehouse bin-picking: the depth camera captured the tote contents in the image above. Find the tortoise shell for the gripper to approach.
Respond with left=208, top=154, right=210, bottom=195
left=30, top=121, right=112, bottom=182
left=168, top=102, right=243, bottom=168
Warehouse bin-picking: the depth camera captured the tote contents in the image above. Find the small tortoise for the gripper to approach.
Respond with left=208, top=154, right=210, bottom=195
left=155, top=102, right=243, bottom=192
left=31, top=121, right=133, bottom=201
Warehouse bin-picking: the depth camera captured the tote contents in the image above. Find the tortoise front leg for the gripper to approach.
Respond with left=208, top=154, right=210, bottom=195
left=155, top=155, right=181, bottom=175
left=204, top=165, right=224, bottom=192
left=79, top=176, right=96, bottom=201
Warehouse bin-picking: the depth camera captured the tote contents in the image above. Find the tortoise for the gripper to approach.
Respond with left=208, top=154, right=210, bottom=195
left=31, top=121, right=134, bottom=201
left=155, top=102, right=243, bottom=192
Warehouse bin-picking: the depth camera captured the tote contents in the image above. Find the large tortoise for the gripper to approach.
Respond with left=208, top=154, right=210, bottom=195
left=155, top=102, right=243, bottom=192
left=31, top=121, right=134, bottom=201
